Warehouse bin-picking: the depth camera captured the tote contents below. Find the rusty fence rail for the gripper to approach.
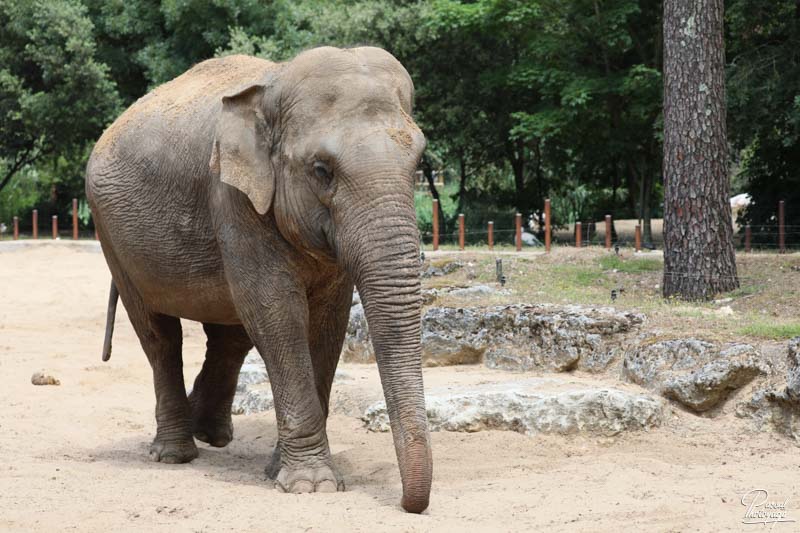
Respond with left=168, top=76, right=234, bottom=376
left=421, top=198, right=794, bottom=253
left=3, top=198, right=98, bottom=242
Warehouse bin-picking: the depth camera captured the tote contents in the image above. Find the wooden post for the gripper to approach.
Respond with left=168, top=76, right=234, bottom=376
left=13, top=216, right=19, bottom=240
left=72, top=198, right=78, bottom=240
left=604, top=214, right=612, bottom=250
left=32, top=209, right=38, bottom=240
left=52, top=215, right=58, bottom=239
left=458, top=213, right=465, bottom=251
left=544, top=199, right=551, bottom=253
left=778, top=200, right=785, bottom=253
left=488, top=221, right=494, bottom=250
left=432, top=199, right=439, bottom=251
left=575, top=222, right=582, bottom=248
left=635, top=225, right=642, bottom=252
left=745, top=224, right=751, bottom=253
left=515, top=213, right=522, bottom=252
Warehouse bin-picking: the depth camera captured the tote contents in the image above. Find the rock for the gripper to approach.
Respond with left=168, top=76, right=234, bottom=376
left=421, top=260, right=464, bottom=278
left=786, top=337, right=800, bottom=400
left=362, top=379, right=664, bottom=436
left=623, top=339, right=764, bottom=412
left=448, top=285, right=496, bottom=297
left=31, top=372, right=60, bottom=386
left=341, top=303, right=374, bottom=363
left=735, top=337, right=800, bottom=443
left=232, top=386, right=273, bottom=415
left=736, top=388, right=800, bottom=443
left=482, top=305, right=643, bottom=372
left=420, top=307, right=485, bottom=366
left=342, top=303, right=643, bottom=370
left=352, top=290, right=361, bottom=306
left=515, top=231, right=540, bottom=247
left=237, top=358, right=269, bottom=392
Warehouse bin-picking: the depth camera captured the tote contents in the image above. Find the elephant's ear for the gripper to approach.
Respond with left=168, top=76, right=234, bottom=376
left=210, top=84, right=274, bottom=215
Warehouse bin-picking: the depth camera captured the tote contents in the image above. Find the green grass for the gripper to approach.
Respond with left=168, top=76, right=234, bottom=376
left=737, top=321, right=800, bottom=340
left=551, top=265, right=603, bottom=287
left=598, top=254, right=663, bottom=273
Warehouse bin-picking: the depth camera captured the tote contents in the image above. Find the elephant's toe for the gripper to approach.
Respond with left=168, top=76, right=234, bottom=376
left=193, top=426, right=233, bottom=448
left=275, top=463, right=344, bottom=494
left=149, top=438, right=198, bottom=464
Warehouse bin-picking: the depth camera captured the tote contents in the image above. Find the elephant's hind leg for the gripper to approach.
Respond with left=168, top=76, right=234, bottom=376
left=129, top=309, right=197, bottom=463
left=189, top=324, right=252, bottom=447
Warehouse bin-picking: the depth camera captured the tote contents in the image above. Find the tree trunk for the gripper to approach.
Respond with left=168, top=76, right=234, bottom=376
left=457, top=154, right=467, bottom=216
left=508, top=140, right=526, bottom=213
left=662, top=0, right=738, bottom=299
left=420, top=157, right=446, bottom=236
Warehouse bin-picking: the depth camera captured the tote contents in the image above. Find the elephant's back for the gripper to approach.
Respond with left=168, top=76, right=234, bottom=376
left=91, top=55, right=274, bottom=165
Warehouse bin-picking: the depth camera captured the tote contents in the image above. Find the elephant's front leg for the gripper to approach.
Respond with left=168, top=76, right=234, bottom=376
left=233, top=278, right=341, bottom=493
left=266, top=274, right=353, bottom=482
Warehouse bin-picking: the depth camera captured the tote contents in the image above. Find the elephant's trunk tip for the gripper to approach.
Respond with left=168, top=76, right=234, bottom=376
left=399, top=436, right=432, bottom=513
left=401, top=493, right=430, bottom=514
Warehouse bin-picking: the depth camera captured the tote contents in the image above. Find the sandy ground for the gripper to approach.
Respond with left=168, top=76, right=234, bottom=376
left=1, top=242, right=799, bottom=532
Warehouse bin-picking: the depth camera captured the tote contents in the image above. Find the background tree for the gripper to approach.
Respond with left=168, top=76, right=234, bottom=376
left=662, top=0, right=738, bottom=299
left=726, top=0, right=800, bottom=247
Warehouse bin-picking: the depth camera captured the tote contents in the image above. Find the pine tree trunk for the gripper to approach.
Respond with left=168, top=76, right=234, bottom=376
left=662, top=0, right=738, bottom=299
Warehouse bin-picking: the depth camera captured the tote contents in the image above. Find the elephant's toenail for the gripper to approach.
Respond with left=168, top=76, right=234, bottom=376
left=290, top=480, right=315, bottom=493
left=316, top=480, right=338, bottom=493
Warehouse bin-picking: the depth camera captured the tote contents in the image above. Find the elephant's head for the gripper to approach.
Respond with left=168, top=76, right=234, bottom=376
left=210, top=47, right=431, bottom=513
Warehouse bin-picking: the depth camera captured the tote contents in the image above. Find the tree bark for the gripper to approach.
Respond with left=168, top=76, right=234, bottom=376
left=420, top=157, right=446, bottom=236
left=662, top=0, right=738, bottom=299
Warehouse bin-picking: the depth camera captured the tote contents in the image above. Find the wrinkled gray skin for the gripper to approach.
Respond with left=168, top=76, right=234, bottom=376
left=85, top=47, right=431, bottom=513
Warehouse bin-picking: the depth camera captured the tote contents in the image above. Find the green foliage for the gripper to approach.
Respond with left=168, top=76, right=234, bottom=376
left=727, top=0, right=800, bottom=245
left=0, top=165, right=43, bottom=224
left=738, top=321, right=800, bottom=340
left=0, top=0, right=121, bottom=216
left=0, top=0, right=794, bottom=245
left=598, top=255, right=662, bottom=273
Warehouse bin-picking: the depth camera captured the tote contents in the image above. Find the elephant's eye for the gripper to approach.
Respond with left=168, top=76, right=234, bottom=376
left=313, top=161, right=333, bottom=182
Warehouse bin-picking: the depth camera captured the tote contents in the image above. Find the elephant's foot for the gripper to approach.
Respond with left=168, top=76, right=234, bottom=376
left=149, top=436, right=198, bottom=464
left=189, top=393, right=234, bottom=447
left=275, top=461, right=345, bottom=493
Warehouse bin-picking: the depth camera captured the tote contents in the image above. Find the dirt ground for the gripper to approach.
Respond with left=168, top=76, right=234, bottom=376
left=1, top=242, right=799, bottom=532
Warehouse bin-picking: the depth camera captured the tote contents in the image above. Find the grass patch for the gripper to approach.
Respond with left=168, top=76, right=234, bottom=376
left=599, top=255, right=663, bottom=273
left=738, top=321, right=800, bottom=340
left=551, top=265, right=602, bottom=287
left=727, top=284, right=762, bottom=298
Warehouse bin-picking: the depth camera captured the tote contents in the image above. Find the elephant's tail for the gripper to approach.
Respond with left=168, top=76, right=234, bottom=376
left=101, top=280, right=119, bottom=362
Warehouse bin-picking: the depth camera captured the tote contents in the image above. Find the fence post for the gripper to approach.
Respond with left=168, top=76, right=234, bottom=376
left=32, top=209, right=38, bottom=240
left=488, top=221, right=494, bottom=250
left=604, top=214, right=612, bottom=250
left=544, top=199, right=551, bottom=253
left=575, top=222, right=582, bottom=248
left=13, top=216, right=19, bottom=240
left=745, top=224, right=751, bottom=253
left=52, top=215, right=58, bottom=239
left=778, top=200, right=785, bottom=253
left=635, top=225, right=641, bottom=252
left=72, top=198, right=78, bottom=240
left=458, top=213, right=465, bottom=251
left=515, top=213, right=522, bottom=252
left=432, top=199, right=439, bottom=251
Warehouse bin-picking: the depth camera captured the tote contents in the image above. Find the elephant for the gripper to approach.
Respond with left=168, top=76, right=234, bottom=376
left=85, top=46, right=431, bottom=513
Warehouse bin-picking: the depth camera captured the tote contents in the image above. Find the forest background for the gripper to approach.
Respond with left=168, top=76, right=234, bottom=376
left=0, top=0, right=796, bottom=246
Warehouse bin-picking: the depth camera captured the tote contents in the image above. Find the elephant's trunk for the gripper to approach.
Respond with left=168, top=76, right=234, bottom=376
left=340, top=200, right=431, bottom=513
